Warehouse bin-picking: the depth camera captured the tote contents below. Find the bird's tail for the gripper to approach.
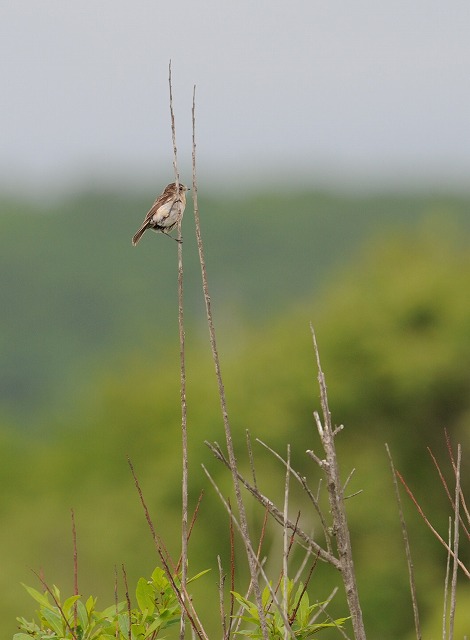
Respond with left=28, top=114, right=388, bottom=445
left=132, top=223, right=148, bottom=246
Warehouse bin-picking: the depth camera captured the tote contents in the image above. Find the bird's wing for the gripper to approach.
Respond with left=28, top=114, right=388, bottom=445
left=143, top=193, right=168, bottom=223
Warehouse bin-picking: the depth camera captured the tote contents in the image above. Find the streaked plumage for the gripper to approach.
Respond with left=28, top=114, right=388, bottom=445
left=132, top=182, right=188, bottom=246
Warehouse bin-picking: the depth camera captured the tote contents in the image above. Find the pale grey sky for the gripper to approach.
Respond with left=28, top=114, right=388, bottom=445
left=1, top=1, right=470, bottom=194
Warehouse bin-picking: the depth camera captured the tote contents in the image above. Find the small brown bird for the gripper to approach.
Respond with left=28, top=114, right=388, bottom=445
left=132, top=182, right=188, bottom=246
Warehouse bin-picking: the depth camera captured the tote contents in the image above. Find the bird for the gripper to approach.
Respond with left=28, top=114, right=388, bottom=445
left=132, top=182, right=189, bottom=246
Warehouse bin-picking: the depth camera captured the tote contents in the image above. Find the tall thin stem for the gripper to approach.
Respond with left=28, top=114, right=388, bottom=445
left=191, top=85, right=268, bottom=640
left=168, top=61, right=188, bottom=640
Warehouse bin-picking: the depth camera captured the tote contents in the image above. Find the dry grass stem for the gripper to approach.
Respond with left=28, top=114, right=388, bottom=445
left=293, top=545, right=316, bottom=583
left=428, top=446, right=470, bottom=541
left=167, top=62, right=188, bottom=640
left=191, top=86, right=269, bottom=638
left=314, top=599, right=352, bottom=640
left=121, top=564, right=132, bottom=640
left=201, top=463, right=296, bottom=639
left=309, top=586, right=338, bottom=625
left=385, top=443, right=421, bottom=640
left=445, top=431, right=470, bottom=529
left=128, top=457, right=208, bottom=640
left=217, top=555, right=227, bottom=639
left=448, top=444, right=461, bottom=640
left=32, top=571, right=78, bottom=640
left=289, top=553, right=320, bottom=625
left=205, top=440, right=340, bottom=568
left=71, top=509, right=78, bottom=630
left=396, top=470, right=469, bottom=578
left=283, top=445, right=291, bottom=628
left=246, top=430, right=258, bottom=489
left=443, top=518, right=452, bottom=640
left=256, top=437, right=332, bottom=549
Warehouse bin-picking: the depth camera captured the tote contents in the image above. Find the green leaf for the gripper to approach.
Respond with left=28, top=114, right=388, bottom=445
left=62, top=594, right=81, bottom=618
left=86, top=594, right=97, bottom=615
left=261, top=584, right=271, bottom=609
left=136, top=577, right=155, bottom=616
left=41, top=605, right=64, bottom=635
left=150, top=567, right=167, bottom=589
left=22, top=584, right=51, bottom=609
left=118, top=612, right=130, bottom=636
left=76, top=598, right=89, bottom=631
left=98, top=601, right=126, bottom=618
left=187, top=568, right=211, bottom=583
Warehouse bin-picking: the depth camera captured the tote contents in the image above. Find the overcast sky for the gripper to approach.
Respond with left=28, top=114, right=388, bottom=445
left=1, top=1, right=470, bottom=195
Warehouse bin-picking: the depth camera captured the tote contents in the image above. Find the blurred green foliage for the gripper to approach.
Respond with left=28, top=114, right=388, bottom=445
left=0, top=189, right=469, bottom=638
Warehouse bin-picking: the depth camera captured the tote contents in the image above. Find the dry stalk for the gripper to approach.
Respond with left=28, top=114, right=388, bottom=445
left=217, top=555, right=227, bottom=639
left=256, top=437, right=332, bottom=552
left=445, top=430, right=470, bottom=529
left=205, top=440, right=340, bottom=568
left=71, top=509, right=78, bottom=631
left=428, top=446, right=470, bottom=542
left=309, top=586, right=339, bottom=625
left=283, top=445, right=291, bottom=631
left=309, top=326, right=366, bottom=640
left=167, top=62, right=188, bottom=640
left=247, top=430, right=258, bottom=489
left=121, top=564, right=132, bottom=640
left=128, top=457, right=209, bottom=640
left=201, top=463, right=296, bottom=639
left=114, top=566, right=119, bottom=640
left=443, top=518, right=452, bottom=640
left=32, top=571, right=78, bottom=640
left=191, top=86, right=268, bottom=639
left=396, top=471, right=469, bottom=578
left=385, top=443, right=421, bottom=640
left=448, top=444, right=461, bottom=640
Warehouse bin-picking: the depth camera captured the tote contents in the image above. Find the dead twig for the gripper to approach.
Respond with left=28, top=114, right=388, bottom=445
left=310, top=325, right=366, bottom=640
left=395, top=470, right=469, bottom=579
left=449, top=445, right=461, bottom=640
left=386, top=444, right=421, bottom=640
left=192, top=85, right=268, bottom=639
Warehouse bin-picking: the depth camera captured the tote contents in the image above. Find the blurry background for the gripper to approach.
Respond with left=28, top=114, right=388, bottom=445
left=1, top=2, right=469, bottom=638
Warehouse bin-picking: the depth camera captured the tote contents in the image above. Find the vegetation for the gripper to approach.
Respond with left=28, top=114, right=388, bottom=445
left=1, top=189, right=469, bottom=638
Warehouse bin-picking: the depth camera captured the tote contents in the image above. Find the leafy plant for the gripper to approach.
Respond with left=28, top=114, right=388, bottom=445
left=232, top=579, right=349, bottom=639
left=14, top=566, right=208, bottom=640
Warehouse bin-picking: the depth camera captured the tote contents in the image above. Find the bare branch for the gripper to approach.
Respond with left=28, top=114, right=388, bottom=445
left=31, top=571, right=78, bottom=640
left=386, top=444, right=421, bottom=640
left=247, top=430, right=258, bottom=489
left=121, top=564, right=132, bottom=640
left=205, top=440, right=340, bottom=569
left=310, top=325, right=366, bottom=639
left=192, top=85, right=268, bottom=639
left=168, top=62, right=188, bottom=640
left=443, top=518, right=452, bottom=640
left=256, top=437, right=332, bottom=551
left=283, top=445, right=291, bottom=624
left=201, top=464, right=297, bottom=640
left=428, top=446, right=470, bottom=541
left=306, top=447, right=325, bottom=469
left=449, top=445, right=461, bottom=640
left=71, top=508, right=78, bottom=631
left=128, top=457, right=209, bottom=640
left=396, top=470, right=470, bottom=579
left=217, top=556, right=227, bottom=640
